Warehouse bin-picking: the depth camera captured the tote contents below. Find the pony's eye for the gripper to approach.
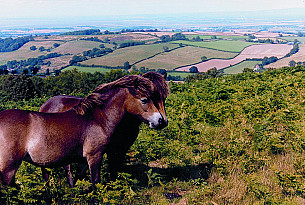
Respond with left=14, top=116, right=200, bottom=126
left=141, top=98, right=149, bottom=104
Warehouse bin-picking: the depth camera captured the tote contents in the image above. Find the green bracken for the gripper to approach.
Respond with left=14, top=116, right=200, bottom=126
left=2, top=66, right=305, bottom=204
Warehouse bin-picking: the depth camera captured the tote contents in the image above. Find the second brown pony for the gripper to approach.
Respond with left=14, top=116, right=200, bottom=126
left=39, top=72, right=169, bottom=186
left=0, top=75, right=167, bottom=188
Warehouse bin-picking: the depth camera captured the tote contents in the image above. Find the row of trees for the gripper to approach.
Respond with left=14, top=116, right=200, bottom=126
left=160, top=33, right=187, bottom=42
left=0, top=53, right=63, bottom=74
left=285, top=43, right=299, bottom=57
left=64, top=28, right=160, bottom=36
left=69, top=47, right=113, bottom=65
left=63, top=29, right=122, bottom=36
left=261, top=56, right=278, bottom=66
left=119, top=41, right=145, bottom=48
left=63, top=29, right=102, bottom=35
left=0, top=69, right=128, bottom=101
left=80, top=37, right=104, bottom=42
left=30, top=43, right=60, bottom=52
left=0, top=36, right=34, bottom=52
left=121, top=29, right=159, bottom=33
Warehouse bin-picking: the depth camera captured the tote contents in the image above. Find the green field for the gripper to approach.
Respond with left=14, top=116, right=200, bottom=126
left=62, top=66, right=193, bottom=79
left=223, top=60, right=262, bottom=74
left=217, top=35, right=249, bottom=40
left=185, top=35, right=215, bottom=40
left=53, top=40, right=106, bottom=55
left=62, top=66, right=114, bottom=73
left=167, top=71, right=193, bottom=78
left=172, top=40, right=258, bottom=52
left=82, top=43, right=180, bottom=67
left=278, top=36, right=305, bottom=42
left=186, top=35, right=248, bottom=41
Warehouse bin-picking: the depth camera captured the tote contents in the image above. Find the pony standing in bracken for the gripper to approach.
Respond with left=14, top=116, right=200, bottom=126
left=39, top=72, right=169, bottom=186
left=0, top=75, right=167, bottom=188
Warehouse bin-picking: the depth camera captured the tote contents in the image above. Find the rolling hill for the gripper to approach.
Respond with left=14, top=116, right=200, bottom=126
left=0, top=30, right=304, bottom=76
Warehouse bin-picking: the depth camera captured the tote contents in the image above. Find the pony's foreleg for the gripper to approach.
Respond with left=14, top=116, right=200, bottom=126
left=107, top=151, right=126, bottom=180
left=73, top=163, right=88, bottom=185
left=87, top=152, right=103, bottom=189
left=63, top=165, right=74, bottom=188
left=41, top=167, right=50, bottom=182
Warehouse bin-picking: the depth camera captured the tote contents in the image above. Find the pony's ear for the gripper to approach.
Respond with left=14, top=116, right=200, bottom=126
left=163, top=72, right=167, bottom=80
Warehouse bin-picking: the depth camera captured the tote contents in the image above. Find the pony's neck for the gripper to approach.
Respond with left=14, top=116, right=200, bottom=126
left=93, top=88, right=127, bottom=136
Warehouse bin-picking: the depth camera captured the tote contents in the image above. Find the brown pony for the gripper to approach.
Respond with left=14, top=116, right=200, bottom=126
left=0, top=75, right=167, bottom=188
left=39, top=72, right=169, bottom=186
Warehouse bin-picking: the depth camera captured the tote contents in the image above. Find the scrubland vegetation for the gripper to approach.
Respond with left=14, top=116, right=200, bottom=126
left=1, top=66, right=305, bottom=204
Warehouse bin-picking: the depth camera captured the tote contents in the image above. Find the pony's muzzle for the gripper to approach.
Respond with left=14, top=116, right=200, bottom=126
left=149, top=112, right=168, bottom=129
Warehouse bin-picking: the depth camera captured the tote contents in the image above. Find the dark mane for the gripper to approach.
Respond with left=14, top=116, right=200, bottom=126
left=142, top=72, right=169, bottom=100
left=74, top=75, right=154, bottom=115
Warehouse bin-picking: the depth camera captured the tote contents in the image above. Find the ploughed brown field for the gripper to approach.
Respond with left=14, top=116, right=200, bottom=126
left=265, top=44, right=305, bottom=68
left=177, top=44, right=293, bottom=72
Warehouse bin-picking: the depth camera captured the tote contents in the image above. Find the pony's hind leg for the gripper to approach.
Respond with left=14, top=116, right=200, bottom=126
left=0, top=166, right=20, bottom=186
left=0, top=154, right=24, bottom=186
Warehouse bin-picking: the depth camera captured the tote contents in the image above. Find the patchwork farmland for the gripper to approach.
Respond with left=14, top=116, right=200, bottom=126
left=177, top=44, right=293, bottom=72
left=0, top=30, right=304, bottom=77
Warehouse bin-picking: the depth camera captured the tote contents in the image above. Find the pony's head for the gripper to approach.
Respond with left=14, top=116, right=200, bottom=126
left=119, top=75, right=168, bottom=129
left=142, top=72, right=169, bottom=127
left=75, top=75, right=168, bottom=129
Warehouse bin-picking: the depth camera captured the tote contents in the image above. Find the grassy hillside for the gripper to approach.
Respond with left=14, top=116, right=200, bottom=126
left=81, top=43, right=179, bottom=67
left=223, top=60, right=262, bottom=74
left=135, top=46, right=237, bottom=70
left=186, top=34, right=248, bottom=41
left=171, top=40, right=257, bottom=52
left=62, top=65, right=113, bottom=73
left=0, top=41, right=60, bottom=65
left=52, top=40, right=105, bottom=55
left=2, top=67, right=305, bottom=203
left=0, top=32, right=295, bottom=76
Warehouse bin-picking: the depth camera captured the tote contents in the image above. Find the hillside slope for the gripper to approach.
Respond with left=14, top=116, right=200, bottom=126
left=2, top=67, right=305, bottom=203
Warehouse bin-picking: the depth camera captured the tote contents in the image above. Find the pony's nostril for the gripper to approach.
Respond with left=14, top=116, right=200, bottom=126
left=158, top=117, right=163, bottom=124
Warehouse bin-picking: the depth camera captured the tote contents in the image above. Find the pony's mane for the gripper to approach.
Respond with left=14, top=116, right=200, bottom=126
left=142, top=72, right=169, bottom=100
left=74, top=75, right=154, bottom=115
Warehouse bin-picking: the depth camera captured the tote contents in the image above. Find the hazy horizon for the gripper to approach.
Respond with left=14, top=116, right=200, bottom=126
left=0, top=0, right=305, bottom=19
left=1, top=1, right=305, bottom=38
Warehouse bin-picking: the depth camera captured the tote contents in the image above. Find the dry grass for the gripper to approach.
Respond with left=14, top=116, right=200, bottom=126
left=40, top=55, right=73, bottom=73
left=53, top=40, right=102, bottom=55
left=0, top=40, right=60, bottom=64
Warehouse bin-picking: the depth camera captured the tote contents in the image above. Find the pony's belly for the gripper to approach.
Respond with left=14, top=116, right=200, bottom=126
left=24, top=151, right=84, bottom=168
left=26, top=137, right=84, bottom=167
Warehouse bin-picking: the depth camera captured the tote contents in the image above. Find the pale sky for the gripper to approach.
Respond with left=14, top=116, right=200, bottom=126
left=0, top=0, right=305, bottom=19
